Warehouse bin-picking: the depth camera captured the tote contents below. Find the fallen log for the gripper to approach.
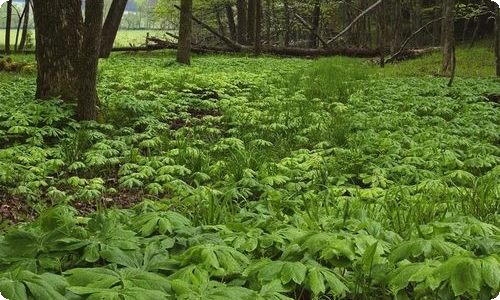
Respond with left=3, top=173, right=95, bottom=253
left=139, top=36, right=441, bottom=59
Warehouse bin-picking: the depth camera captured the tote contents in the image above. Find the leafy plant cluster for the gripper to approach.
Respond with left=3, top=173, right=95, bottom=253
left=0, top=53, right=499, bottom=299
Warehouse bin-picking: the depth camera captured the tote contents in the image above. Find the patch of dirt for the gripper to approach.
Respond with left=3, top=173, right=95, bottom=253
left=0, top=193, right=36, bottom=224
left=72, top=192, right=144, bottom=216
left=483, top=93, right=500, bottom=105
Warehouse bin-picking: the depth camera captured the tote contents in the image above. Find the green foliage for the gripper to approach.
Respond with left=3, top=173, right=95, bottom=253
left=0, top=51, right=499, bottom=299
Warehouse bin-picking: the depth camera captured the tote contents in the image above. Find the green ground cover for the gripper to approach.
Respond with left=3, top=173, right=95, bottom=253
left=0, top=46, right=498, bottom=299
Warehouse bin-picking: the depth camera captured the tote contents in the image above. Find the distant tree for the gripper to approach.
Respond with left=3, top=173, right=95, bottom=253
left=496, top=4, right=499, bottom=76
left=441, top=0, right=455, bottom=76
left=100, top=0, right=128, bottom=58
left=32, top=0, right=104, bottom=121
left=237, top=0, right=247, bottom=44
left=177, top=0, right=192, bottom=64
left=4, top=0, right=12, bottom=54
left=309, top=0, right=321, bottom=48
left=18, top=0, right=30, bottom=51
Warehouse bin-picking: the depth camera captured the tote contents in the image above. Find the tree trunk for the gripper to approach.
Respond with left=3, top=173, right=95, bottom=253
left=247, top=0, right=256, bottom=44
left=441, top=0, right=455, bottom=76
left=32, top=0, right=82, bottom=101
left=33, top=0, right=104, bottom=121
left=237, top=0, right=247, bottom=44
left=378, top=0, right=386, bottom=68
left=283, top=0, right=291, bottom=46
left=225, top=4, right=237, bottom=40
left=309, top=0, right=321, bottom=48
left=496, top=5, right=499, bottom=77
left=100, top=0, right=128, bottom=58
left=5, top=0, right=13, bottom=54
left=255, top=0, right=262, bottom=54
left=177, top=0, right=192, bottom=65
left=216, top=10, right=226, bottom=37
left=78, top=0, right=104, bottom=121
left=18, top=0, right=30, bottom=51
left=265, top=0, right=271, bottom=44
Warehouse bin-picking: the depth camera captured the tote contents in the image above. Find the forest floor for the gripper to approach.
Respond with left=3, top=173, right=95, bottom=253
left=0, top=44, right=498, bottom=299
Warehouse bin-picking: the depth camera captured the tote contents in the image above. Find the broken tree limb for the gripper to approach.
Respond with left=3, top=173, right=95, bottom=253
left=327, top=0, right=382, bottom=45
left=386, top=17, right=444, bottom=63
left=293, top=13, right=329, bottom=48
left=143, top=36, right=440, bottom=58
left=173, top=4, right=243, bottom=51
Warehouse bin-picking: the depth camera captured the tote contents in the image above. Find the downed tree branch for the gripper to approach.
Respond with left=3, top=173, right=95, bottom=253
left=144, top=36, right=440, bottom=58
left=173, top=4, right=243, bottom=51
left=293, top=13, right=329, bottom=48
left=386, top=17, right=444, bottom=63
left=327, top=0, right=382, bottom=45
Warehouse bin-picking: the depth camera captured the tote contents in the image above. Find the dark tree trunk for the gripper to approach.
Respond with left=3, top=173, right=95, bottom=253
left=496, top=5, right=499, bottom=77
left=237, top=0, right=247, bottom=44
left=216, top=10, right=226, bottom=37
left=19, top=0, right=30, bottom=51
left=78, top=0, right=104, bottom=121
left=32, top=0, right=82, bottom=101
left=255, top=0, right=262, bottom=54
left=378, top=0, right=386, bottom=68
left=33, top=0, right=103, bottom=121
left=433, top=4, right=441, bottom=46
left=5, top=0, right=13, bottom=54
left=177, top=0, right=192, bottom=65
left=247, top=0, right=256, bottom=44
left=100, top=0, right=128, bottom=58
left=265, top=0, right=271, bottom=44
left=283, top=0, right=291, bottom=46
left=441, top=0, right=455, bottom=76
left=308, top=0, right=321, bottom=48
left=225, top=4, right=237, bottom=40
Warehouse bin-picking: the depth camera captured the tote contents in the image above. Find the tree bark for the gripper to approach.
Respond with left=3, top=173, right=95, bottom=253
left=441, top=0, right=455, bottom=76
left=78, top=0, right=104, bottom=121
left=225, top=4, right=237, bottom=40
left=5, top=0, right=13, bottom=54
left=247, top=0, right=256, bottom=44
left=496, top=5, right=499, bottom=77
left=100, top=0, right=128, bottom=58
left=32, top=0, right=82, bottom=101
left=283, top=0, right=290, bottom=47
left=309, top=0, right=321, bottom=48
left=176, top=0, right=192, bottom=65
left=18, top=0, right=30, bottom=51
left=378, top=0, right=386, bottom=67
left=237, top=0, right=247, bottom=44
left=33, top=0, right=103, bottom=121
left=254, top=0, right=262, bottom=54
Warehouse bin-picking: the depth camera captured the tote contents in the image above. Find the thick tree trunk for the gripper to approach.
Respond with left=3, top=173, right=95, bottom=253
left=237, top=0, right=247, bottom=44
left=309, top=0, right=321, bottom=48
left=32, top=0, right=82, bottom=101
left=100, top=0, right=128, bottom=58
left=18, top=0, right=30, bottom=51
left=441, top=0, right=455, bottom=76
left=176, top=0, right=192, bottom=65
left=255, top=0, right=262, bottom=54
left=283, top=0, right=291, bottom=46
left=78, top=0, right=104, bottom=121
left=5, top=0, right=13, bottom=54
left=247, top=0, right=256, bottom=44
left=496, top=5, right=499, bottom=77
left=225, top=5, right=237, bottom=40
